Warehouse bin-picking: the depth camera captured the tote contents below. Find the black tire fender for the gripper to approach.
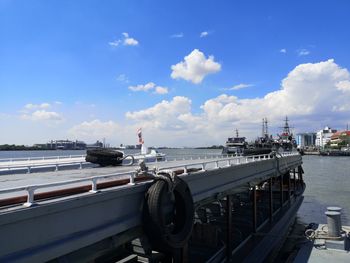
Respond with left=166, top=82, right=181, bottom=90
left=143, top=177, right=194, bottom=251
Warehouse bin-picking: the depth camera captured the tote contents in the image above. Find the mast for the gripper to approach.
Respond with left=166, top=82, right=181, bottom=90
left=283, top=116, right=290, bottom=135
left=235, top=129, right=239, bottom=138
left=262, top=118, right=265, bottom=138
left=262, top=118, right=268, bottom=137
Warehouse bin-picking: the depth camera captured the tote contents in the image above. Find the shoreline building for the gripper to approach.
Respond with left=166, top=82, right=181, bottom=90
left=47, top=140, right=87, bottom=150
left=296, top=133, right=316, bottom=148
left=329, top=130, right=350, bottom=148
left=315, top=126, right=337, bottom=148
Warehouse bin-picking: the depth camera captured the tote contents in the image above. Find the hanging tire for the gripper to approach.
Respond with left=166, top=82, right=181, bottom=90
left=143, top=177, right=194, bottom=251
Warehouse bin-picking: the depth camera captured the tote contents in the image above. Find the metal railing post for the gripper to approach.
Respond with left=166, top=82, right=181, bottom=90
left=129, top=173, right=136, bottom=185
left=23, top=186, right=37, bottom=207
left=90, top=178, right=99, bottom=193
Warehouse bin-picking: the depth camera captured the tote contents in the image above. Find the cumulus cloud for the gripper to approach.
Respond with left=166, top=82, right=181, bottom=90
left=170, top=33, right=184, bottom=38
left=109, top=32, right=139, bottom=47
left=123, top=59, right=350, bottom=145
left=126, top=96, right=191, bottom=129
left=226, top=83, right=254, bottom=90
left=128, top=82, right=168, bottom=94
left=69, top=120, right=120, bottom=140
left=280, top=48, right=287, bottom=53
left=25, top=103, right=50, bottom=109
left=66, top=59, right=350, bottom=147
left=297, top=49, right=310, bottom=56
left=21, top=110, right=63, bottom=122
left=336, top=80, right=350, bottom=92
left=200, top=31, right=209, bottom=38
left=171, top=49, right=221, bottom=84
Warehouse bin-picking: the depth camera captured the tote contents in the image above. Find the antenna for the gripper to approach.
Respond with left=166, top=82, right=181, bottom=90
left=265, top=118, right=268, bottom=137
left=236, top=129, right=239, bottom=138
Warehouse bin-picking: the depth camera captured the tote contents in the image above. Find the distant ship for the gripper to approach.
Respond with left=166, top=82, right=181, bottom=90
left=222, top=117, right=297, bottom=156
left=222, top=129, right=248, bottom=155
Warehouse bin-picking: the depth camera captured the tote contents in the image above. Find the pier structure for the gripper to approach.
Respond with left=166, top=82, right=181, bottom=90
left=0, top=152, right=304, bottom=262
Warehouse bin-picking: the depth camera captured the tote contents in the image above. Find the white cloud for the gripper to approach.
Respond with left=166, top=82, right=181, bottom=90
left=69, top=120, right=120, bottom=140
left=336, top=80, right=350, bottom=92
left=116, top=74, right=129, bottom=83
left=21, top=110, right=63, bottom=122
left=170, top=33, right=184, bottom=38
left=171, top=49, right=221, bottom=84
left=280, top=48, right=287, bottom=53
left=129, top=82, right=156, bottom=92
left=25, top=103, right=51, bottom=110
left=109, top=32, right=139, bottom=47
left=126, top=96, right=191, bottom=129
left=297, top=49, right=310, bottom=56
left=128, top=82, right=168, bottom=94
left=109, top=40, right=121, bottom=47
left=200, top=31, right=209, bottom=38
left=123, top=59, right=350, bottom=146
left=226, top=83, right=254, bottom=90
left=154, top=86, right=169, bottom=94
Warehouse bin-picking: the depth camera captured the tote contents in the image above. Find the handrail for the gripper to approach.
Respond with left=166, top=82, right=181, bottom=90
left=0, top=152, right=299, bottom=207
left=0, top=154, right=86, bottom=163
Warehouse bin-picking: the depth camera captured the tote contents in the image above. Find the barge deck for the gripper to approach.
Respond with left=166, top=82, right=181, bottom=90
left=0, top=152, right=304, bottom=262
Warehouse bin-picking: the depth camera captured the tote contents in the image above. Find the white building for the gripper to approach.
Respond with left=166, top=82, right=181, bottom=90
left=316, top=126, right=337, bottom=148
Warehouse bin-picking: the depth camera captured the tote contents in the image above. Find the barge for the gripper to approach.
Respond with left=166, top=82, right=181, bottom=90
left=0, top=152, right=304, bottom=262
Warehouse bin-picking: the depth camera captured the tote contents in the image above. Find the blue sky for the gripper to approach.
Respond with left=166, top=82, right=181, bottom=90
left=1, top=0, right=350, bottom=146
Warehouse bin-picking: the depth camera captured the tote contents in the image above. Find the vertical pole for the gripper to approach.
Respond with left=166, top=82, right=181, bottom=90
left=288, top=171, right=291, bottom=201
left=252, top=187, right=257, bottom=233
left=269, top=178, right=273, bottom=222
left=280, top=173, right=283, bottom=208
left=226, top=195, right=233, bottom=260
left=298, top=166, right=304, bottom=183
left=293, top=169, right=296, bottom=194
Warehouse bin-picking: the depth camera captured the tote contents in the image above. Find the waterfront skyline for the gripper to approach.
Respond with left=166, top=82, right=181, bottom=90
left=1, top=0, right=350, bottom=147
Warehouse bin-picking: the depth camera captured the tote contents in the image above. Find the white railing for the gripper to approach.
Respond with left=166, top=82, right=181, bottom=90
left=0, top=152, right=299, bottom=207
left=0, top=157, right=87, bottom=173
left=0, top=154, right=85, bottom=163
left=0, top=170, right=137, bottom=207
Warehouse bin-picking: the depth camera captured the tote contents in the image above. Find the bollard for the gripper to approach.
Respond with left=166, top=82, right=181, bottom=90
left=325, top=211, right=342, bottom=237
left=327, top=207, right=342, bottom=232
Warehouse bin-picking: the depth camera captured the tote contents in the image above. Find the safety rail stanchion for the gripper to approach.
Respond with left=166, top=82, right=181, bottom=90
left=215, top=161, right=219, bottom=169
left=90, top=178, right=99, bottom=193
left=23, top=186, right=37, bottom=207
left=129, top=173, right=136, bottom=185
left=55, top=164, right=59, bottom=172
left=183, top=166, right=188, bottom=175
left=79, top=162, right=83, bottom=169
left=27, top=166, right=31, bottom=174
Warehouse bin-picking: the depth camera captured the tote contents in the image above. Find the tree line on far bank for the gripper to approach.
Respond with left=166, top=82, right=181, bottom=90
left=0, top=144, right=52, bottom=151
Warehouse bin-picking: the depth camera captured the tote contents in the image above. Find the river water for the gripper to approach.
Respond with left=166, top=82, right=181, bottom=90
left=0, top=149, right=348, bottom=225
